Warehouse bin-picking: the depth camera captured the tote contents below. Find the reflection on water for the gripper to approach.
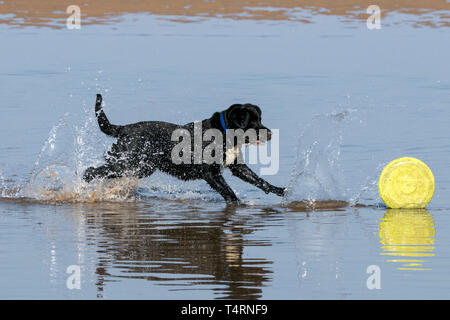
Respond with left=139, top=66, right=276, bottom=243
left=379, top=209, right=435, bottom=271
left=72, top=202, right=274, bottom=299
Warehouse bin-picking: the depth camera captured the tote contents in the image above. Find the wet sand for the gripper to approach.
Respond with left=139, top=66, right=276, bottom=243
left=1, top=0, right=449, bottom=28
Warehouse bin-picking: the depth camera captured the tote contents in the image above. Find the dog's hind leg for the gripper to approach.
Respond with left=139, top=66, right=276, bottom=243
left=83, top=163, right=127, bottom=182
left=135, top=165, right=156, bottom=179
left=83, top=162, right=156, bottom=182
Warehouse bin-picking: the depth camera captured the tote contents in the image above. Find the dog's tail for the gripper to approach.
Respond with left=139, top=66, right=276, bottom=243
left=95, top=94, right=122, bottom=137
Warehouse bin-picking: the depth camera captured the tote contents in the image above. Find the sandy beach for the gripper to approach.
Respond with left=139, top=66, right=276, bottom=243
left=1, top=0, right=449, bottom=28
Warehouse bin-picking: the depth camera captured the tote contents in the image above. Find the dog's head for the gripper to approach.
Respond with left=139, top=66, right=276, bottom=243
left=223, top=104, right=272, bottom=144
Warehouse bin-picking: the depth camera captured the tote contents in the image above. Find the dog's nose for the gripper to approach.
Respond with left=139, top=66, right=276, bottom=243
left=267, top=130, right=272, bottom=141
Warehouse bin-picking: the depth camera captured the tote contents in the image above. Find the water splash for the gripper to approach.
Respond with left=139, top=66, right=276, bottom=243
left=283, top=109, right=355, bottom=204
left=0, top=106, right=141, bottom=203
left=0, top=170, right=7, bottom=197
left=348, top=162, right=386, bottom=206
left=0, top=107, right=214, bottom=203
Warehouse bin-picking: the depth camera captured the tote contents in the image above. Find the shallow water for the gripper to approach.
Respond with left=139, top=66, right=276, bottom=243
left=0, top=6, right=450, bottom=299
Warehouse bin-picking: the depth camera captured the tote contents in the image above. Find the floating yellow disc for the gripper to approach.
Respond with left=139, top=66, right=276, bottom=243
left=378, top=157, right=435, bottom=209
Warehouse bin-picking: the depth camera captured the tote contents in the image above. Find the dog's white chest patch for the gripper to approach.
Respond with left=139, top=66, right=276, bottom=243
left=224, top=146, right=240, bottom=167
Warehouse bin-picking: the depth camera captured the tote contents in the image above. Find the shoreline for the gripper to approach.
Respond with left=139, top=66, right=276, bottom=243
left=0, top=0, right=449, bottom=28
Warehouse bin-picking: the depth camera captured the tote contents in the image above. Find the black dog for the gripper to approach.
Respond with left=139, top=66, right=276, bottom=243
left=84, top=94, right=285, bottom=203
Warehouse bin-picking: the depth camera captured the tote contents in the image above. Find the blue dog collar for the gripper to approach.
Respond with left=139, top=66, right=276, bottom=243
left=219, top=113, right=227, bottom=132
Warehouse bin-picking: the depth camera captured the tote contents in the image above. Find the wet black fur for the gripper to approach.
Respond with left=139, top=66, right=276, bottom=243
left=84, top=94, right=285, bottom=203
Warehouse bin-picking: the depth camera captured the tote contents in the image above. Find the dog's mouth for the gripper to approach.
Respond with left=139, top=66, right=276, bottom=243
left=255, top=139, right=265, bottom=145
left=244, top=129, right=271, bottom=145
left=244, top=138, right=267, bottom=146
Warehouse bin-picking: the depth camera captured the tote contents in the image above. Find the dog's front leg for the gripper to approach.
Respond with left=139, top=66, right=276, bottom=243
left=204, top=172, right=240, bottom=204
left=228, top=164, right=286, bottom=197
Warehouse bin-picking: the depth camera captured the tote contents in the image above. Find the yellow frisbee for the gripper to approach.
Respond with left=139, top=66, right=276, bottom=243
left=378, top=157, right=435, bottom=209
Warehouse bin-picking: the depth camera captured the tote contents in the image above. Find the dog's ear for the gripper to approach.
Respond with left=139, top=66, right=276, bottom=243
left=226, top=104, right=250, bottom=129
left=241, top=104, right=262, bottom=119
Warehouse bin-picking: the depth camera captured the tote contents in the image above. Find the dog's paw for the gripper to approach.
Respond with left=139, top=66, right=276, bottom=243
left=225, top=197, right=241, bottom=205
left=272, top=186, right=286, bottom=197
left=83, top=167, right=96, bottom=183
